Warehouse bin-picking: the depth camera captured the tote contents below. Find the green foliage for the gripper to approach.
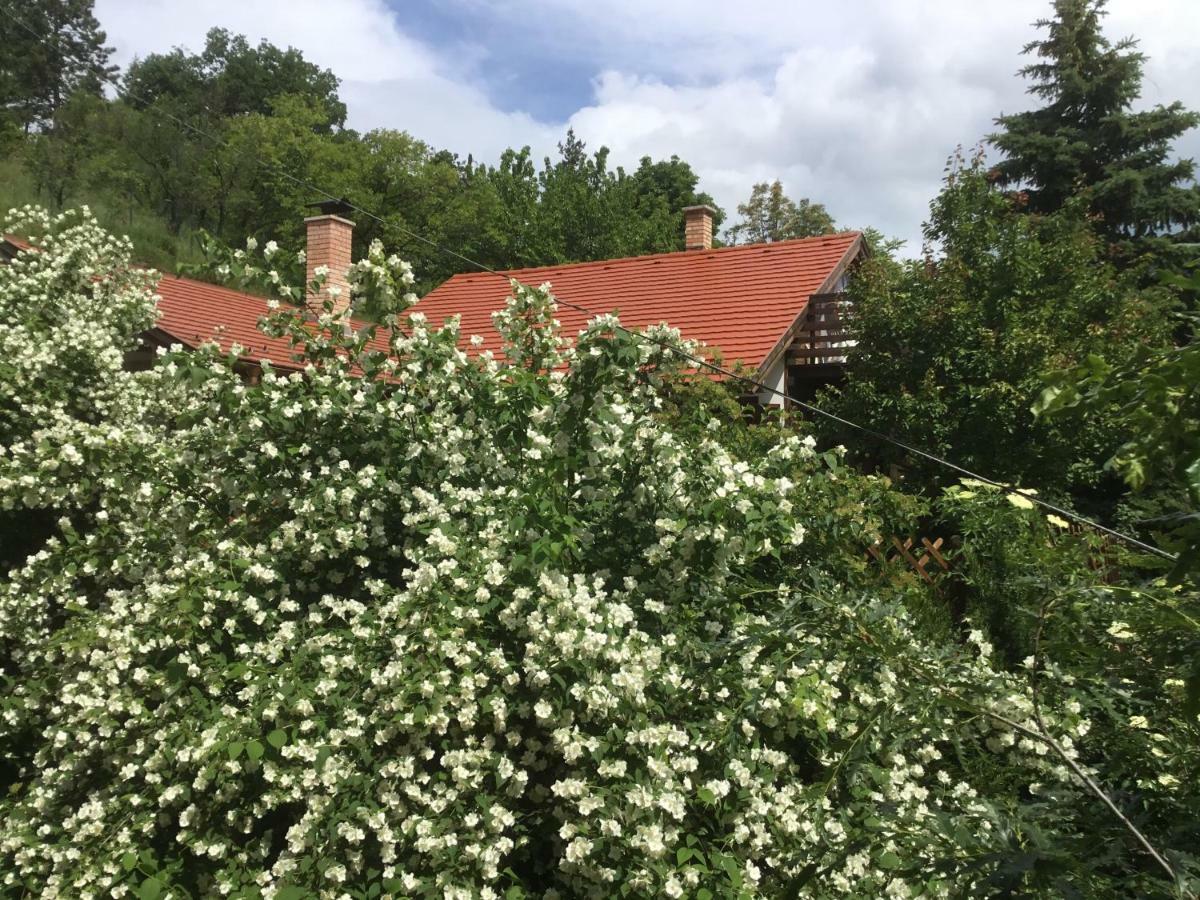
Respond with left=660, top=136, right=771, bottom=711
left=1, top=209, right=1198, bottom=897
left=0, top=0, right=115, bottom=133
left=122, top=27, right=346, bottom=129
left=727, top=180, right=836, bottom=245
left=1037, top=263, right=1200, bottom=578
left=819, top=150, right=1171, bottom=506
left=989, top=0, right=1200, bottom=265
left=0, top=151, right=204, bottom=274
left=6, top=23, right=725, bottom=289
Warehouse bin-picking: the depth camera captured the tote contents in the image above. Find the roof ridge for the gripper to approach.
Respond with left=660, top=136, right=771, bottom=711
left=444, top=231, right=863, bottom=283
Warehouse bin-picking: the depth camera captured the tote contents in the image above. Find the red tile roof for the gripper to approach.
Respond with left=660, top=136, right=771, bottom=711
left=155, top=275, right=395, bottom=367
left=2, top=236, right=385, bottom=368
left=411, top=232, right=863, bottom=373
left=153, top=274, right=293, bottom=361
left=5, top=231, right=862, bottom=375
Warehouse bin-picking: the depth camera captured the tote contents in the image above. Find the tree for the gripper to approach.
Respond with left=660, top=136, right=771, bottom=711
left=726, top=180, right=835, bottom=244
left=25, top=91, right=110, bottom=208
left=629, top=155, right=724, bottom=253
left=536, top=128, right=642, bottom=263
left=990, top=0, right=1200, bottom=262
left=820, top=150, right=1171, bottom=505
left=1037, top=265, right=1200, bottom=578
left=122, top=27, right=345, bottom=130
left=0, top=0, right=115, bottom=133
left=97, top=30, right=348, bottom=237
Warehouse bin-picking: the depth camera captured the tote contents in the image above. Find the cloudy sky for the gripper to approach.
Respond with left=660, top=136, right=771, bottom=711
left=94, top=0, right=1200, bottom=250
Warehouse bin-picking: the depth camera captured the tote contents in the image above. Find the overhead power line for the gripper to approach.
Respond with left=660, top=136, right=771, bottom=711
left=2, top=4, right=1178, bottom=563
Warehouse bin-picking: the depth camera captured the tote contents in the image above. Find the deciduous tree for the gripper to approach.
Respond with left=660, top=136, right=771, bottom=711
left=727, top=180, right=835, bottom=244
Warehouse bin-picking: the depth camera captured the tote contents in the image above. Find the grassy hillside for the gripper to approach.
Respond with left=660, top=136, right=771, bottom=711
left=0, top=150, right=205, bottom=274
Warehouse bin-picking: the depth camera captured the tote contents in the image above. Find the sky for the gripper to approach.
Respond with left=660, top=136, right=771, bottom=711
left=93, top=0, right=1200, bottom=251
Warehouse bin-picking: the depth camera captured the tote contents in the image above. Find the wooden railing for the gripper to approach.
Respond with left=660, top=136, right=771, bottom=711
left=787, top=293, right=853, bottom=367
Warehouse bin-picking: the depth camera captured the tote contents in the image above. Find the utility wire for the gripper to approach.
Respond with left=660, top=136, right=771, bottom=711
left=4, top=5, right=1179, bottom=563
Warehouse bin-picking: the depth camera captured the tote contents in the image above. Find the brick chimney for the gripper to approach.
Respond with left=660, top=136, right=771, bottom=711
left=304, top=198, right=355, bottom=318
left=683, top=204, right=716, bottom=251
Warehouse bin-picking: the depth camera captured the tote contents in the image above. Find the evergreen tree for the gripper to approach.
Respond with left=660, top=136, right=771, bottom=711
left=0, top=0, right=115, bottom=132
left=990, top=0, right=1200, bottom=259
left=727, top=180, right=835, bottom=244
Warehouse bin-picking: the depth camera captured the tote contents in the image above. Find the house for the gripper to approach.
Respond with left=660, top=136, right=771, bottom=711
left=415, top=207, right=864, bottom=406
left=3, top=204, right=864, bottom=403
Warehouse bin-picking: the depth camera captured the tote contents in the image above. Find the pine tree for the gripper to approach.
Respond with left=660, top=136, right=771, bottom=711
left=727, top=180, right=835, bottom=244
left=0, top=0, right=115, bottom=132
left=990, top=0, right=1200, bottom=258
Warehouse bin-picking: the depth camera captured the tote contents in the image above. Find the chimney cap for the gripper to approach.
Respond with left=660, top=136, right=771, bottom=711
left=682, top=204, right=718, bottom=216
left=307, top=197, right=356, bottom=218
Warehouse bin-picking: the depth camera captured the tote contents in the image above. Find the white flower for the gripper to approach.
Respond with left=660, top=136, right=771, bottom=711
left=1107, top=621, right=1136, bottom=640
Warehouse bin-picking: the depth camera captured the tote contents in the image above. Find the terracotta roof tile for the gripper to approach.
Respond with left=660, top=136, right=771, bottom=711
left=4, top=231, right=861, bottom=375
left=410, top=232, right=862, bottom=372
left=154, top=276, right=391, bottom=368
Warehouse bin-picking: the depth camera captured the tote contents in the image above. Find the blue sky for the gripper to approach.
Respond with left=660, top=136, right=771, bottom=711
left=95, top=0, right=1200, bottom=250
left=391, top=2, right=597, bottom=121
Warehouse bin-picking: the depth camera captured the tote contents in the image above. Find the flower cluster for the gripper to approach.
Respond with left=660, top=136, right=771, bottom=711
left=0, top=211, right=1195, bottom=898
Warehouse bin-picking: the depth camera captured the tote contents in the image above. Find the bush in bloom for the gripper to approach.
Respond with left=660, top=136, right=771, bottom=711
left=1, top=209, right=1196, bottom=898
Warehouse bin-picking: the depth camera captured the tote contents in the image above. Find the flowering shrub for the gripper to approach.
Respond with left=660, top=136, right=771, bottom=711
left=1, top=210, right=1197, bottom=898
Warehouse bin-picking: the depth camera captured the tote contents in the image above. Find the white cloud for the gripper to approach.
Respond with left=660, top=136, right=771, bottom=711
left=95, top=0, right=561, bottom=160
left=558, top=0, right=1200, bottom=248
left=94, top=0, right=1200, bottom=251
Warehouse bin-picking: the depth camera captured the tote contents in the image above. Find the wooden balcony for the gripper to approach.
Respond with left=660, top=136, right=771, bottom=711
left=786, top=292, right=853, bottom=368
left=782, top=292, right=853, bottom=402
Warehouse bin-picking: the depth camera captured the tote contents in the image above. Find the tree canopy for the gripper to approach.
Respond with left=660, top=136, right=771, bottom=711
left=0, top=0, right=114, bottom=134
left=819, top=150, right=1170, bottom=508
left=11, top=48, right=725, bottom=287
left=122, top=27, right=347, bottom=130
left=727, top=180, right=836, bottom=245
left=990, top=0, right=1200, bottom=263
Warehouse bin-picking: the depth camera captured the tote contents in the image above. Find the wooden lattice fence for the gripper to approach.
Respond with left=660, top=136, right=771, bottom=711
left=867, top=535, right=952, bottom=583
left=868, top=526, right=1122, bottom=584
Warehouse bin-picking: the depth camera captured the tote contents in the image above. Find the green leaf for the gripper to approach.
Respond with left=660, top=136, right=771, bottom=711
left=246, top=740, right=265, bottom=761
left=267, top=729, right=287, bottom=749
left=138, top=877, right=163, bottom=900
left=722, top=855, right=742, bottom=886
left=121, top=852, right=137, bottom=872
left=878, top=850, right=902, bottom=870
left=227, top=741, right=244, bottom=760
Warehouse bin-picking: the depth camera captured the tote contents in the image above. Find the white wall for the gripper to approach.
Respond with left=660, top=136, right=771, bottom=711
left=757, top=357, right=787, bottom=407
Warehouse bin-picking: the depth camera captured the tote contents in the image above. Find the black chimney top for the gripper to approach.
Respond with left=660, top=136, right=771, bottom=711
left=307, top=197, right=355, bottom=218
